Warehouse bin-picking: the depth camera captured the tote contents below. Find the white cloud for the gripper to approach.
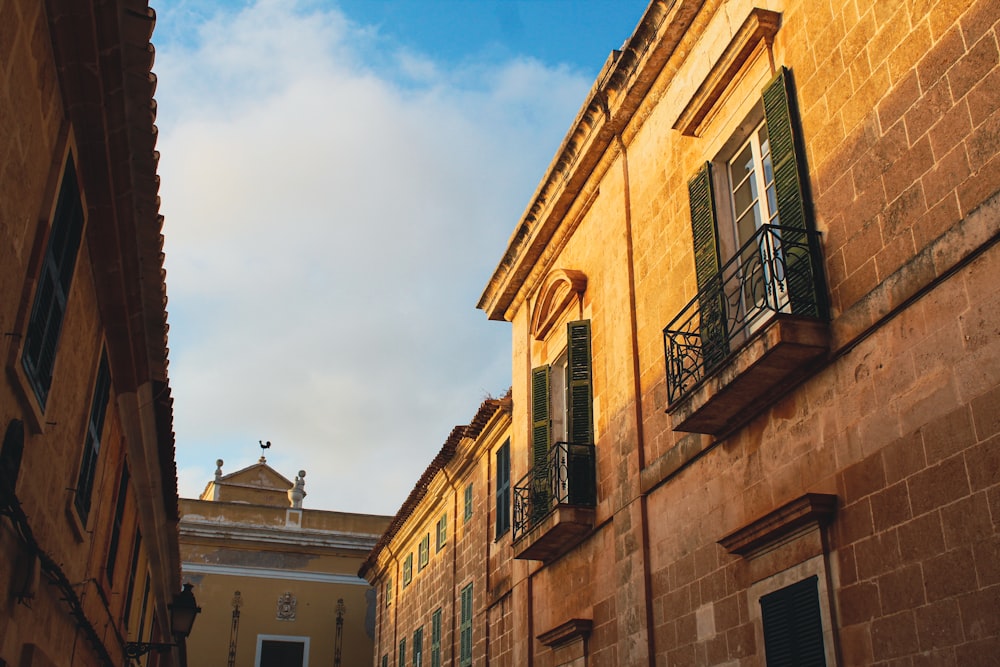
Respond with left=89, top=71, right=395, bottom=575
left=155, top=0, right=592, bottom=516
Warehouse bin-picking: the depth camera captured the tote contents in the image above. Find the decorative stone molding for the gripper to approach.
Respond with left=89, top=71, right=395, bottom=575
left=538, top=618, right=593, bottom=667
left=276, top=591, right=297, bottom=621
left=537, top=618, right=594, bottom=648
left=719, top=493, right=837, bottom=557
left=673, top=8, right=782, bottom=136
left=530, top=269, right=587, bottom=340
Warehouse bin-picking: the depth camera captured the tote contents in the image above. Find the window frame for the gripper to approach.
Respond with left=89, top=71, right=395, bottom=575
left=256, top=636, right=308, bottom=667
left=759, top=575, right=826, bottom=666
left=412, top=626, right=423, bottom=667
left=418, top=533, right=430, bottom=570
left=123, top=528, right=142, bottom=628
left=459, top=582, right=473, bottom=667
left=402, top=553, right=413, bottom=587
left=463, top=483, right=473, bottom=523
left=436, top=513, right=447, bottom=552
left=670, top=66, right=825, bottom=416
left=495, top=440, right=511, bottom=538
left=0, top=420, right=25, bottom=500
left=21, top=153, right=86, bottom=411
left=75, top=349, right=111, bottom=523
left=105, top=464, right=130, bottom=582
left=746, top=553, right=838, bottom=667
left=430, top=608, right=442, bottom=667
left=696, top=68, right=818, bottom=327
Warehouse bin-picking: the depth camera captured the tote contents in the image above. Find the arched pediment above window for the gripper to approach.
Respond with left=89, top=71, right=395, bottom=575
left=531, top=269, right=587, bottom=340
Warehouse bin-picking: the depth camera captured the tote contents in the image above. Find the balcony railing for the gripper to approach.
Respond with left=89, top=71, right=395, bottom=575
left=663, top=224, right=826, bottom=405
left=512, top=441, right=596, bottom=544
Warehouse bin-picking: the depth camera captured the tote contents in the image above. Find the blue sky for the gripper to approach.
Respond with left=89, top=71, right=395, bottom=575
left=153, top=0, right=649, bottom=515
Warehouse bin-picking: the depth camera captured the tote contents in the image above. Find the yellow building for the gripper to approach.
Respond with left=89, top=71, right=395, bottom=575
left=1, top=1, right=190, bottom=665
left=181, top=458, right=391, bottom=667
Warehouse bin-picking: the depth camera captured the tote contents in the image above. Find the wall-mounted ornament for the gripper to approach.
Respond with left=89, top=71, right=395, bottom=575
left=276, top=592, right=297, bottom=621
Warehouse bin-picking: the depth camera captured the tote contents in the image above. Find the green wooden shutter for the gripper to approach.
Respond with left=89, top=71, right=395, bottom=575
left=495, top=441, right=511, bottom=538
left=531, top=365, right=551, bottom=468
left=530, top=365, right=551, bottom=519
left=431, top=608, right=442, bottom=667
left=762, top=67, right=822, bottom=318
left=566, top=320, right=596, bottom=506
left=687, top=164, right=729, bottom=370
left=459, top=583, right=473, bottom=666
left=566, top=320, right=593, bottom=445
left=760, top=575, right=826, bottom=666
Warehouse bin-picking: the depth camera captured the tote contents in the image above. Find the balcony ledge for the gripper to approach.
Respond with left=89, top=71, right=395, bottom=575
left=668, top=315, right=829, bottom=435
left=513, top=505, right=595, bottom=562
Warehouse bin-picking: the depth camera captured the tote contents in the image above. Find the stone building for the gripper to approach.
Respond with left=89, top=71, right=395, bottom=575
left=180, top=458, right=391, bottom=667
left=371, top=0, right=1000, bottom=665
left=0, top=1, right=189, bottom=666
left=359, top=395, right=513, bottom=667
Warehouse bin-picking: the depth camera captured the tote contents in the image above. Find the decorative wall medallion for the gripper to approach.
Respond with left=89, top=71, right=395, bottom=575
left=277, top=592, right=297, bottom=621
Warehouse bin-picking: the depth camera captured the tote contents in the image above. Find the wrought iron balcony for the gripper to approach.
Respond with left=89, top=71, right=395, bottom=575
left=512, top=441, right=596, bottom=561
left=663, top=224, right=828, bottom=434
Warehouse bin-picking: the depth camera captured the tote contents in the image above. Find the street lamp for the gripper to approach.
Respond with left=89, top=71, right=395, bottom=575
left=125, top=583, right=202, bottom=660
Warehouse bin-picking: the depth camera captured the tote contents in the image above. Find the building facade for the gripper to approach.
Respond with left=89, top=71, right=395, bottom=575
left=360, top=395, right=513, bottom=667
left=375, top=0, right=1000, bottom=665
left=180, top=458, right=391, bottom=667
left=0, top=1, right=188, bottom=666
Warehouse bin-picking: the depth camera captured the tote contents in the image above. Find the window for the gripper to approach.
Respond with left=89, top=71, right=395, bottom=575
left=75, top=350, right=111, bottom=523
left=260, top=639, right=306, bottom=667
left=123, top=529, right=141, bottom=627
left=106, top=465, right=129, bottom=581
left=760, top=576, right=826, bottom=666
left=436, top=513, right=447, bottom=551
left=682, top=67, right=820, bottom=376
left=495, top=441, right=511, bottom=538
left=22, top=155, right=86, bottom=409
left=728, top=120, right=781, bottom=332
left=398, top=638, right=406, bottom=667
left=384, top=578, right=392, bottom=607
left=0, top=420, right=25, bottom=499
left=463, top=483, right=473, bottom=523
left=418, top=534, right=430, bottom=570
left=403, top=553, right=413, bottom=587
left=665, top=67, right=828, bottom=434
left=382, top=656, right=388, bottom=667
left=529, top=320, right=594, bottom=511
left=430, top=608, right=442, bottom=667
left=413, top=627, right=423, bottom=667
left=459, top=583, right=473, bottom=666
left=137, top=574, right=151, bottom=641
left=531, top=321, right=593, bottom=463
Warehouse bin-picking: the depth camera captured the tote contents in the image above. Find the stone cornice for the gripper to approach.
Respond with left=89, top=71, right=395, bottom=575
left=180, top=520, right=380, bottom=553
left=477, top=0, right=708, bottom=321
left=181, top=562, right=371, bottom=586
left=718, top=493, right=837, bottom=557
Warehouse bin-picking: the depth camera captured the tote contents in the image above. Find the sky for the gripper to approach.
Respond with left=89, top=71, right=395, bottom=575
left=153, top=0, right=650, bottom=516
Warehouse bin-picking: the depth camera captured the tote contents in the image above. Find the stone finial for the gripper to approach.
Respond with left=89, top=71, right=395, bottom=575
left=215, top=459, right=224, bottom=480
left=288, top=470, right=307, bottom=508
